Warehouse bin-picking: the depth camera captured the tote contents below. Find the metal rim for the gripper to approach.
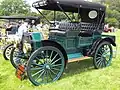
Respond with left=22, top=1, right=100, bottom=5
left=27, top=46, right=65, bottom=86
left=5, top=45, right=13, bottom=60
left=94, top=41, right=113, bottom=69
left=3, top=44, right=13, bottom=60
left=10, top=48, right=26, bottom=68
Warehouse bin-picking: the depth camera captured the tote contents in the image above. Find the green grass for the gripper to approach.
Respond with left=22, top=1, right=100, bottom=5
left=0, top=31, right=120, bottom=90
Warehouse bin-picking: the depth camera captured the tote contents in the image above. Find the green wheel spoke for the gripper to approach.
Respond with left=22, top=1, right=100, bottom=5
left=52, top=64, right=62, bottom=67
left=35, top=57, right=43, bottom=63
left=42, top=70, right=46, bottom=83
left=39, top=53, right=46, bottom=63
left=46, top=50, right=48, bottom=55
left=96, top=57, right=101, bottom=60
left=46, top=71, right=49, bottom=83
left=97, top=54, right=102, bottom=56
left=52, top=68, right=60, bottom=71
left=100, top=59, right=104, bottom=67
left=46, top=50, right=48, bottom=57
left=35, top=57, right=39, bottom=61
left=50, top=51, right=54, bottom=59
left=31, top=67, right=43, bottom=71
left=103, top=58, right=107, bottom=66
left=51, top=58, right=61, bottom=65
left=102, top=59, right=107, bottom=67
left=32, top=69, right=44, bottom=77
left=96, top=58, right=102, bottom=64
left=97, top=60, right=102, bottom=68
left=96, top=58, right=102, bottom=66
left=99, top=49, right=103, bottom=55
left=50, top=69, right=57, bottom=75
left=100, top=61, right=104, bottom=68
left=48, top=70, right=54, bottom=80
left=31, top=63, right=43, bottom=67
left=51, top=53, right=58, bottom=63
left=38, top=52, right=46, bottom=62
left=38, top=53, right=44, bottom=59
left=45, top=50, right=49, bottom=63
left=35, top=70, right=45, bottom=81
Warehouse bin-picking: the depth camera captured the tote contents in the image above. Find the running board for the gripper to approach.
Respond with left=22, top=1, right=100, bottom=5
left=68, top=56, right=92, bottom=63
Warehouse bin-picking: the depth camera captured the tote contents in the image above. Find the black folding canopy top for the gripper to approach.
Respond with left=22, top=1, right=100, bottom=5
left=0, top=16, right=40, bottom=20
left=33, top=0, right=106, bottom=23
left=32, top=0, right=106, bottom=12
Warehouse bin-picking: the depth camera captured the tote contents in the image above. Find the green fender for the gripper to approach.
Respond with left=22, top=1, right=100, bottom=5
left=41, top=40, right=68, bottom=66
left=88, top=37, right=116, bottom=57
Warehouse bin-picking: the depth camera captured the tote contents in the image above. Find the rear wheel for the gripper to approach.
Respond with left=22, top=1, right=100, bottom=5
left=3, top=44, right=13, bottom=60
left=27, top=46, right=65, bottom=86
left=93, top=41, right=113, bottom=69
left=10, top=47, right=27, bottom=68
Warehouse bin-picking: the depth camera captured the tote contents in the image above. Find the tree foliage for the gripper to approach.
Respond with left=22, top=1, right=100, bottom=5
left=106, top=0, right=120, bottom=12
left=93, top=0, right=120, bottom=28
left=105, top=18, right=119, bottom=27
left=41, top=10, right=69, bottom=21
left=0, top=0, right=30, bottom=16
left=105, top=0, right=120, bottom=27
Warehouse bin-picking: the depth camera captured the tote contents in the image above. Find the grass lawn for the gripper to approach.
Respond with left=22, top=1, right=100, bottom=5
left=0, top=31, right=120, bottom=90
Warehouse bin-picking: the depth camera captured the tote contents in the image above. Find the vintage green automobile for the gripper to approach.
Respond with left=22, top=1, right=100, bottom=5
left=12, top=0, right=116, bottom=86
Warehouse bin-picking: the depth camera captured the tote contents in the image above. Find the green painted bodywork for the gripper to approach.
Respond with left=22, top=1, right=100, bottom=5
left=49, top=33, right=115, bottom=60
left=49, top=35, right=101, bottom=59
left=31, top=32, right=43, bottom=41
left=31, top=23, right=115, bottom=60
left=31, top=32, right=43, bottom=50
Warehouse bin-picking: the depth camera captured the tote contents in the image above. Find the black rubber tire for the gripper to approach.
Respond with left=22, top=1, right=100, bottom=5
left=10, top=47, right=17, bottom=68
left=10, top=47, right=27, bottom=69
left=10, top=47, right=21, bottom=69
left=3, top=44, right=13, bottom=60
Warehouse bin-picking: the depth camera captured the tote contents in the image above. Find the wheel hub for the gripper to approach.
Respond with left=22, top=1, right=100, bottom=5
left=46, top=65, right=50, bottom=69
left=44, top=64, right=51, bottom=70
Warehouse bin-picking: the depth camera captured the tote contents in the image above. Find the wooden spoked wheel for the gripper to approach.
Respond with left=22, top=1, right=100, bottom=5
left=93, top=41, right=113, bottom=69
left=27, top=46, right=65, bottom=86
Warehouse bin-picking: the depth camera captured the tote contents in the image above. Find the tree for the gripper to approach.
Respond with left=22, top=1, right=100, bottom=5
left=0, top=0, right=31, bottom=16
left=105, top=0, right=120, bottom=28
left=105, top=18, right=119, bottom=27
left=106, top=0, right=120, bottom=12
left=41, top=10, right=79, bottom=23
left=41, top=10, right=68, bottom=21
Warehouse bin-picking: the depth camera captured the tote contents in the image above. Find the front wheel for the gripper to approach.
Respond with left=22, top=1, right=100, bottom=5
left=10, top=47, right=27, bottom=68
left=27, top=46, right=65, bottom=86
left=93, top=41, right=113, bottom=69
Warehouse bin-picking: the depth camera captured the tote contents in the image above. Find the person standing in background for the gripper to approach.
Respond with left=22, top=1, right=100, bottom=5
left=16, top=19, right=30, bottom=40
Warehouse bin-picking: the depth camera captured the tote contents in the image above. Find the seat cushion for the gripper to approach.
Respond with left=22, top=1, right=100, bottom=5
left=78, top=31, right=93, bottom=37
left=49, top=30, right=66, bottom=36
